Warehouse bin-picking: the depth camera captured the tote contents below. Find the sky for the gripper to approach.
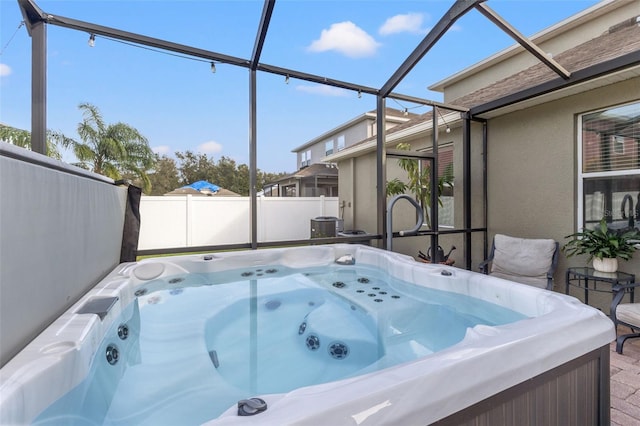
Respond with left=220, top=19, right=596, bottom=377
left=0, top=0, right=602, bottom=173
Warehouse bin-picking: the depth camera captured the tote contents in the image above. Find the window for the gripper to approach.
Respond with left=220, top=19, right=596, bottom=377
left=337, top=135, right=345, bottom=152
left=300, top=149, right=312, bottom=167
left=435, top=145, right=454, bottom=228
left=612, top=135, right=625, bottom=155
left=578, top=101, right=640, bottom=231
left=325, top=140, right=334, bottom=156
left=412, top=145, right=454, bottom=229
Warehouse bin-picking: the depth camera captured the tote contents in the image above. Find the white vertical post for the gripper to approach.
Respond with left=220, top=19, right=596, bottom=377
left=257, top=196, right=264, bottom=242
left=186, top=194, right=192, bottom=247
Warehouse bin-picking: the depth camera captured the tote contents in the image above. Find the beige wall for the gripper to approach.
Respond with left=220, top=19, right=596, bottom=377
left=338, top=121, right=488, bottom=267
left=338, top=76, right=638, bottom=298
left=486, top=76, right=640, bottom=295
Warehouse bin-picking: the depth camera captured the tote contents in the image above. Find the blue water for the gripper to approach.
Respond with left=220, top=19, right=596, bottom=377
left=34, top=264, right=526, bottom=425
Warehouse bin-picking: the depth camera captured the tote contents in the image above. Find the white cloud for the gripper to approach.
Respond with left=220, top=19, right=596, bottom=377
left=295, top=84, right=351, bottom=98
left=307, top=21, right=380, bottom=58
left=379, top=13, right=426, bottom=36
left=197, top=140, right=223, bottom=154
left=0, top=64, right=12, bottom=77
left=152, top=145, right=171, bottom=155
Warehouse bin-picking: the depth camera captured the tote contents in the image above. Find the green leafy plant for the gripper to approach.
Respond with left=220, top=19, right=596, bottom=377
left=386, top=143, right=453, bottom=229
left=562, top=218, right=640, bottom=261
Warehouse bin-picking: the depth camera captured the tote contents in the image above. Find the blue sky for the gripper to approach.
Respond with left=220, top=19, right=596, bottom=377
left=0, top=0, right=601, bottom=173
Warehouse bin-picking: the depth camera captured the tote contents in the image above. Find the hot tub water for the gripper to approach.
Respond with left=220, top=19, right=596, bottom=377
left=34, top=263, right=525, bottom=425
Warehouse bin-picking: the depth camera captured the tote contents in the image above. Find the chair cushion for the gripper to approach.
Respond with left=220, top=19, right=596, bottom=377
left=617, top=303, right=640, bottom=327
left=490, top=234, right=556, bottom=282
left=489, top=271, right=548, bottom=289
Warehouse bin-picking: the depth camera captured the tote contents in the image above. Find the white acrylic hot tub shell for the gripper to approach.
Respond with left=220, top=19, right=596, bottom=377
left=0, top=245, right=614, bottom=425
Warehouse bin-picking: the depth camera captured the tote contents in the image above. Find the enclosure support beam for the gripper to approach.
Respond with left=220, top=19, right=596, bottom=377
left=249, top=69, right=258, bottom=249
left=30, top=21, right=47, bottom=155
left=376, top=96, right=387, bottom=249
left=250, top=0, right=275, bottom=70
left=19, top=0, right=473, bottom=116
left=247, top=0, right=275, bottom=250
left=463, top=114, right=472, bottom=269
left=482, top=119, right=488, bottom=262
left=475, top=3, right=571, bottom=80
left=430, top=107, right=440, bottom=263
left=380, top=0, right=483, bottom=97
left=471, top=50, right=640, bottom=116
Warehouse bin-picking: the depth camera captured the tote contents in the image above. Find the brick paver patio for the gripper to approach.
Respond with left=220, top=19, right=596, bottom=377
left=611, top=326, right=640, bottom=426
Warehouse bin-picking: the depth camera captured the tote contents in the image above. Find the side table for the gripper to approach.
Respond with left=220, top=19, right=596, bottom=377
left=565, top=267, right=636, bottom=315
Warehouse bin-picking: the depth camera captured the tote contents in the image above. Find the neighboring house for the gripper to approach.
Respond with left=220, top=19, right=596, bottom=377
left=264, top=108, right=418, bottom=197
left=292, top=108, right=418, bottom=170
left=263, top=162, right=338, bottom=197
left=325, top=0, right=640, bottom=286
left=165, top=180, right=241, bottom=197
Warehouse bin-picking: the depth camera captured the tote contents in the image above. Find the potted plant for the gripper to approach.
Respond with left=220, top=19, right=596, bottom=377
left=562, top=218, right=640, bottom=272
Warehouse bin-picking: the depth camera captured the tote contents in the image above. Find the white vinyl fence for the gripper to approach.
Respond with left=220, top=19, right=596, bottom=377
left=138, top=195, right=340, bottom=250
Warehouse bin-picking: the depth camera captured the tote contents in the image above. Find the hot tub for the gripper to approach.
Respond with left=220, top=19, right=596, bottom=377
left=0, top=245, right=614, bottom=425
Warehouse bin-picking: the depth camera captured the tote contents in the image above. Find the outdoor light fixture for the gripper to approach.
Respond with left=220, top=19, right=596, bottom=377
left=437, top=108, right=451, bottom=134
left=357, top=90, right=362, bottom=99
left=403, top=108, right=409, bottom=116
left=285, top=75, right=290, bottom=84
left=210, top=62, right=216, bottom=73
left=88, top=34, right=95, bottom=47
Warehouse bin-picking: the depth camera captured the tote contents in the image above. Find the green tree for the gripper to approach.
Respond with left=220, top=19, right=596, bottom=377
left=174, top=149, right=291, bottom=196
left=175, top=151, right=217, bottom=185
left=214, top=156, right=240, bottom=193
left=0, top=124, right=62, bottom=159
left=52, top=103, right=156, bottom=192
left=146, top=154, right=181, bottom=195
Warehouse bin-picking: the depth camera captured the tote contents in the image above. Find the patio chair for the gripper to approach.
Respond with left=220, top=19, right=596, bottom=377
left=611, top=284, right=640, bottom=354
left=479, top=234, right=559, bottom=290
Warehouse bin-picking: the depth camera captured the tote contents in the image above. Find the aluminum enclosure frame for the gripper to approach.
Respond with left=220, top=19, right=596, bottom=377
left=16, top=0, right=637, bottom=265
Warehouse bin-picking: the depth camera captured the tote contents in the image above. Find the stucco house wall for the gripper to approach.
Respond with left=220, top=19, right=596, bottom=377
left=326, top=1, right=640, bottom=302
left=487, top=75, right=640, bottom=293
left=337, top=120, right=488, bottom=265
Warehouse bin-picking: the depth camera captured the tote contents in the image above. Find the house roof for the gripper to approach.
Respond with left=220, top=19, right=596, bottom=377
left=164, top=180, right=241, bottom=196
left=428, top=0, right=633, bottom=93
left=454, top=17, right=640, bottom=114
left=291, top=107, right=418, bottom=153
left=325, top=15, right=640, bottom=162
left=266, top=162, right=338, bottom=186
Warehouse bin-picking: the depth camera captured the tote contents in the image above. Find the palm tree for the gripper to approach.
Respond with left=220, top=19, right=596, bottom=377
left=386, top=142, right=454, bottom=229
left=54, top=103, right=155, bottom=192
left=0, top=124, right=62, bottom=159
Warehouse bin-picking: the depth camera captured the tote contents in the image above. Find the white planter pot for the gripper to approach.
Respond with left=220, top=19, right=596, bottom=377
left=592, top=257, right=618, bottom=273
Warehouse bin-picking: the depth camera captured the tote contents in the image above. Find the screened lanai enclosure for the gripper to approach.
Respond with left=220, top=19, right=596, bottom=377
left=14, top=0, right=614, bottom=267
left=3, top=0, right=639, bottom=423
